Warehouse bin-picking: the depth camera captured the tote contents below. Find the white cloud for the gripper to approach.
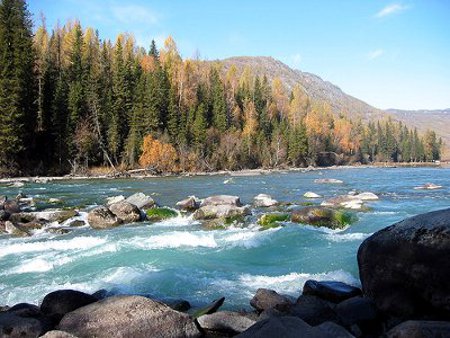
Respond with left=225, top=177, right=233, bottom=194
left=375, top=3, right=410, bottom=18
left=367, top=49, right=384, bottom=60
left=111, top=5, right=159, bottom=25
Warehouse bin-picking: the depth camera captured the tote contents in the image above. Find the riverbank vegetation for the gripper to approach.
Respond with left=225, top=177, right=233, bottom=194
left=0, top=0, right=443, bottom=177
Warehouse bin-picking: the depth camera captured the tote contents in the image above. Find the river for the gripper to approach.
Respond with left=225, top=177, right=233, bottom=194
left=0, top=167, right=449, bottom=309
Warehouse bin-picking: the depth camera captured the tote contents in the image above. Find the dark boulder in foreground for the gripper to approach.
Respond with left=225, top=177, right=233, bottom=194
left=0, top=313, right=47, bottom=338
left=386, top=320, right=450, bottom=338
left=58, top=295, right=201, bottom=338
left=41, top=289, right=98, bottom=322
left=237, top=316, right=348, bottom=338
left=358, top=207, right=450, bottom=319
left=303, top=280, right=362, bottom=303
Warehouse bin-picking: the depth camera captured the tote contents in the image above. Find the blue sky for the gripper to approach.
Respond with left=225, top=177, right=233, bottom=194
left=29, top=1, right=450, bottom=110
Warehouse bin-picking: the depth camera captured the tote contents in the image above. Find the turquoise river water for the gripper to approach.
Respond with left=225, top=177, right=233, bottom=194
left=0, top=167, right=449, bottom=309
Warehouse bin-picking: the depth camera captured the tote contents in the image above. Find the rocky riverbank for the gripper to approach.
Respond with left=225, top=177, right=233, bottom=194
left=1, top=207, right=449, bottom=337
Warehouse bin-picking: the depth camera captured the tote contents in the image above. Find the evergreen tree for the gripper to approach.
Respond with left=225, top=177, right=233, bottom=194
left=0, top=0, right=35, bottom=172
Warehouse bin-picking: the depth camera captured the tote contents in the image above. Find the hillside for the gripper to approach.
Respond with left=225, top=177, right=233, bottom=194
left=217, top=56, right=449, bottom=160
left=218, top=56, right=387, bottom=121
left=388, top=109, right=450, bottom=160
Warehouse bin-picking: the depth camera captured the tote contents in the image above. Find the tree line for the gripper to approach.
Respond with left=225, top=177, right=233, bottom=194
left=0, top=0, right=442, bottom=176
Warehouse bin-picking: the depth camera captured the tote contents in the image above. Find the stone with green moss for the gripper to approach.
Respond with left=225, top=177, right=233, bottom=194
left=146, top=207, right=178, bottom=222
left=291, top=206, right=357, bottom=230
left=258, top=213, right=290, bottom=229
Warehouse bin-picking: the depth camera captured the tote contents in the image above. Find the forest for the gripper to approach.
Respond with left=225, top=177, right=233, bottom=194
left=0, top=0, right=443, bottom=176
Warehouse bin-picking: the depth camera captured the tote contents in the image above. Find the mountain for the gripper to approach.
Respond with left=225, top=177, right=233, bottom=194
left=388, top=109, right=450, bottom=160
left=217, top=56, right=387, bottom=121
left=216, top=56, right=449, bottom=160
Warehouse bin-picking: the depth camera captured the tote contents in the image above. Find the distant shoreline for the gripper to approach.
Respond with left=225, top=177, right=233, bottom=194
left=0, top=162, right=446, bottom=184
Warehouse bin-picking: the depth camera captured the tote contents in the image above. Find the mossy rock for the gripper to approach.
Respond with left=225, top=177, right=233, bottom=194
left=258, top=213, right=290, bottom=229
left=224, top=214, right=246, bottom=226
left=300, top=202, right=316, bottom=206
left=146, top=207, right=178, bottom=222
left=291, top=206, right=357, bottom=230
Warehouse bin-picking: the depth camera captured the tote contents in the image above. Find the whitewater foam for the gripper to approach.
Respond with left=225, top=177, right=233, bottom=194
left=325, top=232, right=372, bottom=242
left=127, top=231, right=218, bottom=249
left=0, top=236, right=107, bottom=258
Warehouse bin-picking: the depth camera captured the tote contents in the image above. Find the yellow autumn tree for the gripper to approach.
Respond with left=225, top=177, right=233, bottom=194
left=139, top=135, right=178, bottom=172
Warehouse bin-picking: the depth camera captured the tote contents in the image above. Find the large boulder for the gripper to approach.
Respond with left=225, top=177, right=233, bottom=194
left=193, top=204, right=250, bottom=221
left=283, top=295, right=337, bottom=326
left=197, top=311, right=256, bottom=335
left=253, top=194, right=278, bottom=207
left=3, top=200, right=20, bottom=214
left=87, top=206, right=121, bottom=229
left=250, top=288, right=291, bottom=312
left=357, top=208, right=450, bottom=319
left=109, top=201, right=141, bottom=223
left=236, top=316, right=323, bottom=338
left=58, top=295, right=201, bottom=338
left=4, top=221, right=30, bottom=236
left=201, top=195, right=241, bottom=207
left=291, top=207, right=355, bottom=230
left=105, top=195, right=125, bottom=206
left=32, top=210, right=78, bottom=223
left=386, top=320, right=450, bottom=338
left=146, top=207, right=178, bottom=222
left=334, top=296, right=378, bottom=327
left=41, top=290, right=98, bottom=322
left=0, top=312, right=47, bottom=338
left=41, top=331, right=78, bottom=338
left=303, top=280, right=362, bottom=303
left=125, top=192, right=155, bottom=209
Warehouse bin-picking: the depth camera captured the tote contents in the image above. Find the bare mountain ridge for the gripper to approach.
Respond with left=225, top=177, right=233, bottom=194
left=217, top=56, right=387, bottom=121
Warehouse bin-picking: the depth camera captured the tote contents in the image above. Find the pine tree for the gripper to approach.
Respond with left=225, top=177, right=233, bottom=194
left=210, top=68, right=228, bottom=132
left=0, top=0, right=36, bottom=173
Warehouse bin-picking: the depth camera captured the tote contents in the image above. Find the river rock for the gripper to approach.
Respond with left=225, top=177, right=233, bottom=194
left=109, top=201, right=141, bottom=223
left=48, top=198, right=62, bottom=204
left=192, top=297, right=225, bottom=318
left=250, top=288, right=292, bottom=312
left=7, top=303, right=43, bottom=318
left=3, top=200, right=20, bottom=214
left=283, top=295, right=337, bottom=326
left=386, top=320, right=450, bottom=338
left=0, top=312, right=47, bottom=338
left=58, top=295, right=201, bottom=338
left=414, top=183, right=443, bottom=190
left=201, top=195, right=242, bottom=207
left=236, top=316, right=323, bottom=338
left=87, top=206, right=122, bottom=229
left=321, top=195, right=364, bottom=210
left=303, top=280, right=362, bottom=303
left=41, top=290, right=98, bottom=322
left=335, top=296, right=378, bottom=327
left=125, top=192, right=155, bottom=209
left=315, top=321, right=355, bottom=338
left=254, top=194, right=278, bottom=207
left=291, top=207, right=354, bottom=229
left=105, top=195, right=125, bottom=206
left=9, top=212, right=37, bottom=224
left=41, top=330, right=79, bottom=338
left=354, top=192, right=378, bottom=201
left=32, top=210, right=78, bottom=223
left=304, top=192, right=322, bottom=198
left=0, top=209, right=9, bottom=221
left=197, top=311, right=256, bottom=335
left=5, top=221, right=29, bottom=236
left=357, top=208, right=450, bottom=319
left=176, top=196, right=200, bottom=211
left=193, top=204, right=250, bottom=220
left=314, top=178, right=344, bottom=184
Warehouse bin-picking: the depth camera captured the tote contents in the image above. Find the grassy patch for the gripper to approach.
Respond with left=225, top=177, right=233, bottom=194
left=258, top=213, right=290, bottom=229
left=146, top=207, right=178, bottom=222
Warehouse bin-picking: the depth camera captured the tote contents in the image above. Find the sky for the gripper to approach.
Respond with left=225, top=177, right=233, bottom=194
left=28, top=0, right=450, bottom=110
